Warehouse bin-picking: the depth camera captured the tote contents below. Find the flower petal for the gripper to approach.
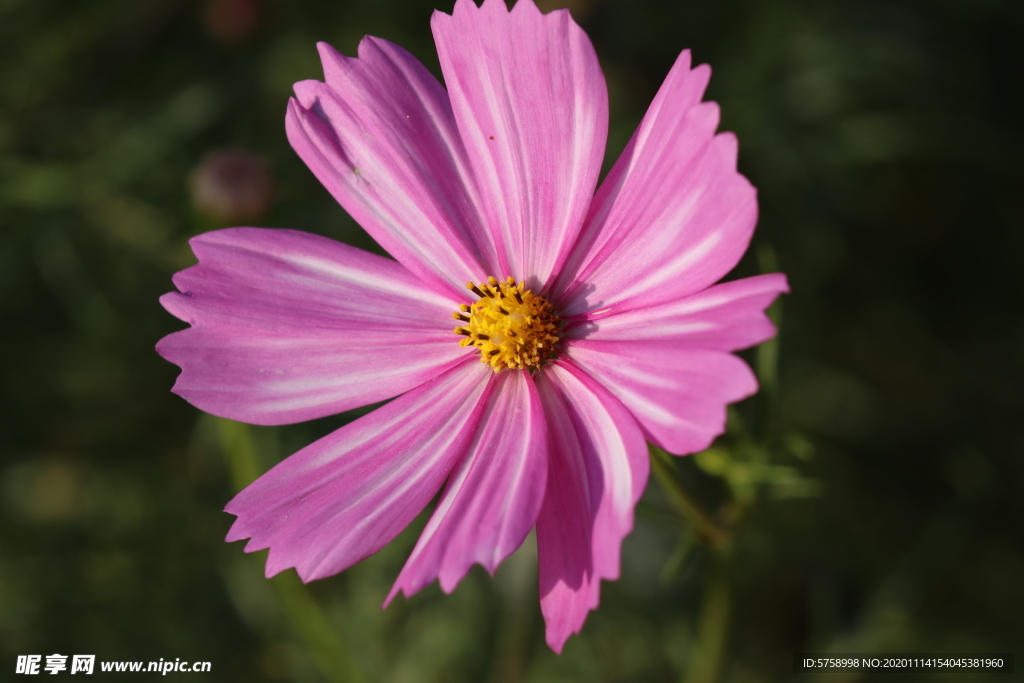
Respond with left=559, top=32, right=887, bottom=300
left=534, top=361, right=648, bottom=653
left=286, top=37, right=496, bottom=299
left=157, top=228, right=468, bottom=426
left=386, top=368, right=548, bottom=602
left=534, top=376, right=593, bottom=651
left=554, top=50, right=757, bottom=316
left=569, top=273, right=789, bottom=351
left=224, top=360, right=493, bottom=582
left=565, top=340, right=758, bottom=455
left=431, top=0, right=608, bottom=287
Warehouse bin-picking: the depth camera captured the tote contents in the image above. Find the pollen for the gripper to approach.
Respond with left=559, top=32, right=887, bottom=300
left=453, top=276, right=561, bottom=372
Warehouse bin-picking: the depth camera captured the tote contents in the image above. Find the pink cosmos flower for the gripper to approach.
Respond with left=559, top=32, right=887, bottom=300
left=157, top=0, right=788, bottom=653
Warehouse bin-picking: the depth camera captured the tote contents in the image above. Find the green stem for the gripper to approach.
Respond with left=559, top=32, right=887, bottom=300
left=216, top=417, right=363, bottom=683
left=649, top=447, right=735, bottom=683
left=650, top=448, right=731, bottom=549
left=271, top=572, right=365, bottom=683
left=683, top=548, right=732, bottom=683
left=215, top=415, right=260, bottom=492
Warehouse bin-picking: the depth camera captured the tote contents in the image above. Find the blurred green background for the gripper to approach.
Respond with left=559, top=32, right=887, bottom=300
left=2, top=0, right=1021, bottom=680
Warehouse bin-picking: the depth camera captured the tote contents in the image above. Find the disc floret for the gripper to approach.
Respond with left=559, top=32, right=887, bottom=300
left=453, top=276, right=560, bottom=372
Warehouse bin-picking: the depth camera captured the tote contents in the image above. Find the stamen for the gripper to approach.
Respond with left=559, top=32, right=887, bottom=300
left=452, top=277, right=561, bottom=372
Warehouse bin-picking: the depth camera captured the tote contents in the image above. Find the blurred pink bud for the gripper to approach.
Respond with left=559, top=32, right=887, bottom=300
left=189, top=149, right=274, bottom=223
left=201, top=0, right=261, bottom=45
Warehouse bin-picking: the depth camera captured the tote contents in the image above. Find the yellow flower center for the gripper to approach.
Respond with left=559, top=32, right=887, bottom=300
left=453, top=276, right=560, bottom=372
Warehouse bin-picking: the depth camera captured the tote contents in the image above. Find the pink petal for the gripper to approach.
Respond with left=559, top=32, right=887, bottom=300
left=157, top=228, right=468, bottom=426
left=534, top=387, right=593, bottom=652
left=569, top=273, right=790, bottom=352
left=386, top=368, right=548, bottom=602
left=286, top=37, right=496, bottom=299
left=535, top=361, right=648, bottom=652
left=565, top=340, right=758, bottom=455
left=554, top=50, right=757, bottom=316
left=224, top=360, right=493, bottom=582
left=431, top=0, right=608, bottom=288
